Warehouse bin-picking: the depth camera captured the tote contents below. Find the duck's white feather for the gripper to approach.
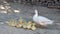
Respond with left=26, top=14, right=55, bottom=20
left=33, top=9, right=53, bottom=26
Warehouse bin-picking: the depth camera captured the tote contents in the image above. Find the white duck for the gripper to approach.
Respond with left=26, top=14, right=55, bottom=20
left=33, top=9, right=54, bottom=26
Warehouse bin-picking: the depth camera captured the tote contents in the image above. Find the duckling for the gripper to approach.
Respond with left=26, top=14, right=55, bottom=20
left=8, top=19, right=17, bottom=27
left=16, top=19, right=23, bottom=28
left=16, top=23, right=23, bottom=28
left=19, top=18, right=23, bottom=23
left=31, top=23, right=36, bottom=30
left=22, top=20, right=27, bottom=29
left=26, top=21, right=33, bottom=30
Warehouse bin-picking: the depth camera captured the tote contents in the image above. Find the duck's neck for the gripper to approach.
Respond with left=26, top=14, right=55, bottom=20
left=34, top=9, right=38, bottom=17
left=34, top=13, right=38, bottom=17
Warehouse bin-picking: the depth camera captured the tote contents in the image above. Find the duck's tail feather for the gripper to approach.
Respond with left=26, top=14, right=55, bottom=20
left=45, top=20, right=54, bottom=25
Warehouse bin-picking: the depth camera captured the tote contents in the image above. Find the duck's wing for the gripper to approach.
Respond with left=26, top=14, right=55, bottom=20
left=38, top=16, right=53, bottom=24
left=38, top=16, right=52, bottom=21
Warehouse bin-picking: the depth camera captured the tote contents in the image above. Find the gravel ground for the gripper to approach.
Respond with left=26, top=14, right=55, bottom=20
left=0, top=3, right=60, bottom=34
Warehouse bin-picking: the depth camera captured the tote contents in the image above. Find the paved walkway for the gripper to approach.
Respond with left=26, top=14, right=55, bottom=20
left=0, top=3, right=60, bottom=34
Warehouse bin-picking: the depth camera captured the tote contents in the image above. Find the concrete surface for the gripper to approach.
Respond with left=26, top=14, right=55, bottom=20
left=0, top=3, right=60, bottom=34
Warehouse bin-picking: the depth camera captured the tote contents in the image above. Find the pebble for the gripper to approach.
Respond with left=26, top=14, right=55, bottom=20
left=0, top=5, right=5, bottom=9
left=14, top=10, right=20, bottom=13
left=0, top=22, right=4, bottom=25
left=0, top=11, right=7, bottom=14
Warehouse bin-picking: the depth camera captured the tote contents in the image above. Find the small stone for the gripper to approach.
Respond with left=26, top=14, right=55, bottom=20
left=0, top=22, right=4, bottom=24
left=0, top=11, right=7, bottom=14
left=0, top=5, right=5, bottom=9
left=14, top=10, right=20, bottom=13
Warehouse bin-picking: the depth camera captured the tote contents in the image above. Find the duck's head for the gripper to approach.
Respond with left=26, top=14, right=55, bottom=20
left=35, top=9, right=38, bottom=14
left=34, top=9, right=38, bottom=16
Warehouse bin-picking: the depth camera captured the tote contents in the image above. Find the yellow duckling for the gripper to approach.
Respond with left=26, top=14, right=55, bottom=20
left=26, top=21, right=33, bottom=30
left=16, top=19, right=23, bottom=28
left=16, top=23, right=22, bottom=28
left=31, top=23, right=36, bottom=30
left=8, top=19, right=17, bottom=27
left=19, top=17, right=23, bottom=23
left=22, top=20, right=27, bottom=29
